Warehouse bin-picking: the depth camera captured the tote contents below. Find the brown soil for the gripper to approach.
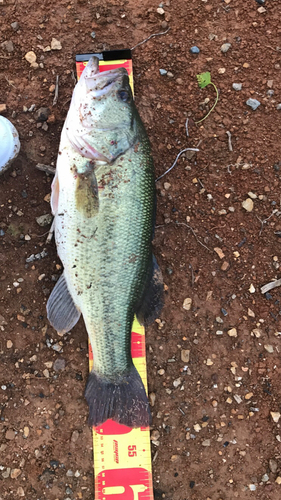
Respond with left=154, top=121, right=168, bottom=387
left=1, top=0, right=281, bottom=499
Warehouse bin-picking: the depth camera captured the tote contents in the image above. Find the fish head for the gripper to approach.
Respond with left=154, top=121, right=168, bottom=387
left=65, top=57, right=138, bottom=164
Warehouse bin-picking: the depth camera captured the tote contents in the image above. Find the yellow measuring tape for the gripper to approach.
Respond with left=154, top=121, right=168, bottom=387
left=76, top=52, right=153, bottom=500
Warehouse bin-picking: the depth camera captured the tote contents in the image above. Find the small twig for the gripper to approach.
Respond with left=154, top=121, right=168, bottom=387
left=35, top=163, right=56, bottom=175
left=131, top=27, right=170, bottom=51
left=46, top=218, right=55, bottom=244
left=53, top=75, right=59, bottom=106
left=226, top=130, right=233, bottom=152
left=261, top=279, right=281, bottom=295
left=256, top=210, right=277, bottom=236
left=175, top=222, right=212, bottom=252
left=155, top=148, right=199, bottom=182
left=189, top=263, right=195, bottom=287
left=185, top=118, right=189, bottom=137
left=4, top=75, right=16, bottom=89
left=152, top=451, right=158, bottom=463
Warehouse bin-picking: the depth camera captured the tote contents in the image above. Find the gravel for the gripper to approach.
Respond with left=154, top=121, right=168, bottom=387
left=190, top=46, right=200, bottom=54
left=232, top=83, right=242, bottom=91
left=246, top=98, right=261, bottom=110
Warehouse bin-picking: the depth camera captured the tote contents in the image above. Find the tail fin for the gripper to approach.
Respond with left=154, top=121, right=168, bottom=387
left=85, top=364, right=151, bottom=428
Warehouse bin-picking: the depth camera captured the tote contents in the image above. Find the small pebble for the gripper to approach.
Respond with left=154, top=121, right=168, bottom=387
left=264, top=344, right=274, bottom=353
left=262, top=474, right=269, bottom=482
left=202, top=439, right=211, bottom=446
left=242, top=198, right=254, bottom=212
left=17, top=487, right=25, bottom=497
left=249, top=284, right=255, bottom=293
left=71, top=430, right=79, bottom=443
left=276, top=104, right=281, bottom=111
left=1, top=40, right=14, bottom=53
left=173, top=377, right=181, bottom=388
left=7, top=340, right=13, bottom=348
left=90, top=31, right=96, bottom=39
left=276, top=477, right=281, bottom=485
left=190, top=46, right=200, bottom=54
left=181, top=349, right=190, bottom=363
left=5, top=429, right=15, bottom=440
left=23, top=426, right=29, bottom=438
left=270, top=411, right=280, bottom=423
left=25, top=51, right=37, bottom=64
left=246, top=98, right=260, bottom=110
left=51, top=38, right=62, bottom=50
left=257, top=6, right=266, bottom=13
left=214, top=247, right=225, bottom=259
left=249, top=484, right=256, bottom=491
left=157, top=7, right=165, bottom=14
left=221, top=43, right=231, bottom=53
left=36, top=214, right=52, bottom=226
left=11, top=21, right=19, bottom=30
left=10, top=468, right=21, bottom=479
left=159, top=69, right=167, bottom=76
left=232, top=83, right=242, bottom=91
left=53, top=358, right=66, bottom=371
left=269, top=459, right=278, bottom=473
left=218, top=67, right=226, bottom=74
left=183, top=298, right=192, bottom=311
left=227, top=328, right=237, bottom=338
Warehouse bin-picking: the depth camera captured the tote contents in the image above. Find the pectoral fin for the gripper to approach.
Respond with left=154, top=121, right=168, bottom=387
left=75, top=168, right=99, bottom=218
left=136, top=254, right=164, bottom=327
left=47, top=272, right=81, bottom=334
left=50, top=170, right=60, bottom=215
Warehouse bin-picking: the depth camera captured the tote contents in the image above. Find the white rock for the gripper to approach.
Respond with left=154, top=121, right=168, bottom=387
left=51, top=38, right=62, bottom=50
left=242, top=198, right=254, bottom=212
left=270, top=412, right=281, bottom=423
left=227, top=328, right=237, bottom=337
left=25, top=51, right=36, bottom=64
left=183, top=298, right=192, bottom=311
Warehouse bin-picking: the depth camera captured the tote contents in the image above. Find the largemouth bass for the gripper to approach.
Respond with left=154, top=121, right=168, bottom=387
left=47, top=57, right=164, bottom=427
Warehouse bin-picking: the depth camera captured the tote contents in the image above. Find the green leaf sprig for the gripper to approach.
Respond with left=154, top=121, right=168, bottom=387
left=195, top=72, right=219, bottom=124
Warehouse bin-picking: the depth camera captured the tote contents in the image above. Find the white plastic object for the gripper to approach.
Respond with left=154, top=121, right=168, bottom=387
left=0, top=116, right=21, bottom=174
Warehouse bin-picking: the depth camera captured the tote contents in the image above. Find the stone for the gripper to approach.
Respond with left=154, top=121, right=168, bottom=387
left=190, top=46, right=200, bottom=54
left=232, top=83, right=242, bottom=91
left=181, top=349, right=190, bottom=363
left=71, top=430, right=79, bottom=443
left=159, top=69, right=167, bottom=76
left=246, top=98, right=260, bottom=110
left=11, top=21, right=19, bottom=30
left=23, top=426, right=29, bottom=438
left=51, top=38, right=62, bottom=50
left=270, top=412, right=280, bottom=423
left=202, top=439, right=211, bottom=446
left=276, top=104, right=281, bottom=111
left=35, top=107, right=50, bottom=122
left=36, top=214, right=52, bottom=226
left=269, top=459, right=278, bottom=473
left=227, top=328, right=237, bottom=337
left=11, top=468, right=21, bottom=479
left=157, top=7, right=165, bottom=14
left=264, top=345, right=274, bottom=353
left=1, top=40, right=14, bottom=53
left=218, top=67, right=226, bottom=74
left=257, top=6, right=266, bottom=13
left=183, top=298, right=192, bottom=311
left=5, top=429, right=15, bottom=440
left=242, top=198, right=254, bottom=212
left=221, top=43, right=231, bottom=53
left=53, top=358, right=66, bottom=371
left=214, top=247, right=225, bottom=259
left=17, top=487, right=25, bottom=497
left=24, top=51, right=36, bottom=64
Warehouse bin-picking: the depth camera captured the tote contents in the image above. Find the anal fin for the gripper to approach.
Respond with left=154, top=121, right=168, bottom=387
left=136, top=254, right=164, bottom=327
left=47, top=272, right=81, bottom=334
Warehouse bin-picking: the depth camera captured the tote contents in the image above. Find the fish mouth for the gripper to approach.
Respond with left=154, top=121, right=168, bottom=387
left=83, top=56, right=128, bottom=97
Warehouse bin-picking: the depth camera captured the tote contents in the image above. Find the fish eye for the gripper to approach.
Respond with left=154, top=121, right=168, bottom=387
left=118, top=90, right=130, bottom=102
